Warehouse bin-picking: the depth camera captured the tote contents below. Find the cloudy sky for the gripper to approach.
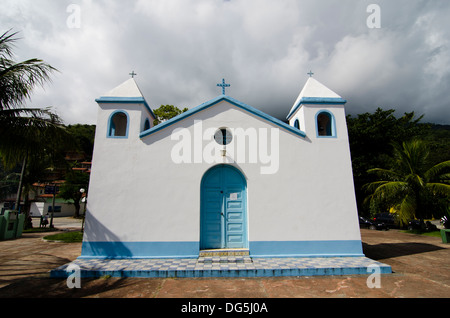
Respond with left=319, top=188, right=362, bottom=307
left=2, top=0, right=450, bottom=125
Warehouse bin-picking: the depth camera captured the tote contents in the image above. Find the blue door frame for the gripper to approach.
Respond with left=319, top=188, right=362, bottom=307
left=200, top=165, right=248, bottom=250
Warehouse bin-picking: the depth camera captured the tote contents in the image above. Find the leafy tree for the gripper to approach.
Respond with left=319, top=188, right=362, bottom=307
left=364, top=139, right=450, bottom=225
left=0, top=163, right=19, bottom=200
left=153, top=105, right=188, bottom=126
left=423, top=124, right=450, bottom=167
left=0, top=29, right=71, bottom=211
left=58, top=170, right=90, bottom=218
left=65, top=124, right=96, bottom=160
left=0, top=30, right=56, bottom=111
left=346, top=108, right=430, bottom=214
left=0, top=29, right=63, bottom=163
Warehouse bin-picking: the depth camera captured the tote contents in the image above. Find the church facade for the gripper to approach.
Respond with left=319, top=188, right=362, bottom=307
left=80, top=77, right=364, bottom=259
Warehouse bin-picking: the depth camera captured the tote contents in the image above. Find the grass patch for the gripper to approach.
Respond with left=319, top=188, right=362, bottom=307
left=400, top=230, right=442, bottom=237
left=43, top=231, right=83, bottom=243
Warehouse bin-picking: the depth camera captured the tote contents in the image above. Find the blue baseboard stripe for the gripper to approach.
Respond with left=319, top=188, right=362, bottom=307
left=80, top=240, right=364, bottom=259
left=80, top=241, right=200, bottom=259
left=250, top=240, right=364, bottom=258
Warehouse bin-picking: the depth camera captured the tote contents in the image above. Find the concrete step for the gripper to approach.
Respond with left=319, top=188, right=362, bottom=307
left=199, top=249, right=250, bottom=257
left=197, top=256, right=253, bottom=264
left=51, top=256, right=393, bottom=278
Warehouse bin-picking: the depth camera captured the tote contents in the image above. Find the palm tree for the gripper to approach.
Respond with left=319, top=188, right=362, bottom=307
left=364, top=139, right=450, bottom=225
left=0, top=30, right=56, bottom=109
left=0, top=29, right=69, bottom=211
left=0, top=29, right=64, bottom=162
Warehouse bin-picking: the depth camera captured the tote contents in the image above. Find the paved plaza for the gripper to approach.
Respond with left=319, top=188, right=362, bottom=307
left=0, top=218, right=448, bottom=299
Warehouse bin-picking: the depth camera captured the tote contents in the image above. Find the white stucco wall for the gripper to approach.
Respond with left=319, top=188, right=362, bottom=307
left=84, top=99, right=361, bottom=255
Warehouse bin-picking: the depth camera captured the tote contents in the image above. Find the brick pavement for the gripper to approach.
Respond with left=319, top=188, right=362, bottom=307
left=0, top=228, right=449, bottom=298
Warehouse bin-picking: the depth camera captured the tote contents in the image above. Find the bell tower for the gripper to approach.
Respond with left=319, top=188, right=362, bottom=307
left=95, top=78, right=156, bottom=141
left=287, top=76, right=347, bottom=139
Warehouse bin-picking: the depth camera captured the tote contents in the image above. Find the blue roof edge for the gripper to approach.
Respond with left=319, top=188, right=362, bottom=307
left=140, top=95, right=306, bottom=139
left=96, top=96, right=156, bottom=120
left=286, top=97, right=347, bottom=120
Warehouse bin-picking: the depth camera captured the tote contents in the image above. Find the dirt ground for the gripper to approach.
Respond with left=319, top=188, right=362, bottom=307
left=0, top=229, right=448, bottom=300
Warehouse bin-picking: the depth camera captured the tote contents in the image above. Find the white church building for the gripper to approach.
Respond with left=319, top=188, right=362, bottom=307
left=81, top=76, right=364, bottom=260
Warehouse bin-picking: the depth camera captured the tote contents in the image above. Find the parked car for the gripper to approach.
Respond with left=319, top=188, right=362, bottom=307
left=407, top=219, right=438, bottom=231
left=359, top=216, right=389, bottom=230
left=407, top=219, right=425, bottom=231
left=373, top=213, right=398, bottom=228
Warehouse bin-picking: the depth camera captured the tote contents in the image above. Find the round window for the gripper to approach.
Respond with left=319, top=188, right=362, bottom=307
left=214, top=128, right=233, bottom=145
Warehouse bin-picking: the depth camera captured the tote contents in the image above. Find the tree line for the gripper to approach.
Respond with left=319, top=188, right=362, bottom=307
left=1, top=29, right=449, bottom=225
left=347, top=109, right=450, bottom=223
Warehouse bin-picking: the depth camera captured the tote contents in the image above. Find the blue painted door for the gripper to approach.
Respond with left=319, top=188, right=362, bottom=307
left=201, top=165, right=247, bottom=250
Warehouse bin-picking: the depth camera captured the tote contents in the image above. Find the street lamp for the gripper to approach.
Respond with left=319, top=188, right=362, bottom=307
left=79, top=188, right=87, bottom=231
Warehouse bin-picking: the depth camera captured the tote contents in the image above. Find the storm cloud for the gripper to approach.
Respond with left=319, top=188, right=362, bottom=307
left=2, top=0, right=450, bottom=124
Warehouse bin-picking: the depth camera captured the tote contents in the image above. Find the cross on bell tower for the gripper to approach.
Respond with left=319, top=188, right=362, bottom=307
left=129, top=71, right=137, bottom=78
left=307, top=70, right=314, bottom=77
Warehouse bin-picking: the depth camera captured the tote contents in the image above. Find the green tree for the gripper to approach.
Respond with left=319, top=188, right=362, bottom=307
left=58, top=170, right=90, bottom=218
left=153, top=105, right=188, bottom=126
left=346, top=108, right=430, bottom=215
left=0, top=29, right=62, bottom=159
left=364, top=139, right=450, bottom=225
left=65, top=124, right=96, bottom=160
left=0, top=29, right=70, bottom=211
left=423, top=124, right=450, bottom=167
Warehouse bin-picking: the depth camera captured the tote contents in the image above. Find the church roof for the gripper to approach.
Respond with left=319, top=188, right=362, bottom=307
left=140, top=95, right=306, bottom=139
left=286, top=77, right=346, bottom=120
left=96, top=79, right=156, bottom=119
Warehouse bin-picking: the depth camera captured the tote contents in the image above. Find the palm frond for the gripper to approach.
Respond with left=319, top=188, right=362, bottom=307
left=364, top=139, right=449, bottom=220
left=373, top=181, right=408, bottom=196
left=437, top=173, right=450, bottom=183
left=0, top=107, right=71, bottom=168
left=396, top=194, right=416, bottom=225
left=426, top=183, right=450, bottom=197
left=0, top=30, right=58, bottom=110
left=363, top=180, right=390, bottom=193
left=392, top=139, right=429, bottom=176
left=367, top=168, right=402, bottom=180
left=0, top=29, right=19, bottom=58
left=364, top=181, right=408, bottom=205
left=0, top=59, right=57, bottom=110
left=425, top=160, right=450, bottom=182
left=405, top=173, right=426, bottom=189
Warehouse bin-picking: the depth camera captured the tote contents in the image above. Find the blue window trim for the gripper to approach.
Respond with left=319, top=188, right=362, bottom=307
left=107, top=110, right=130, bottom=139
left=315, top=110, right=337, bottom=138
left=140, top=95, right=306, bottom=139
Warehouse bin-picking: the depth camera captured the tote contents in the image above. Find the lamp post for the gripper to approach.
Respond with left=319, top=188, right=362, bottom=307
left=79, top=188, right=87, bottom=232
left=49, top=183, right=56, bottom=228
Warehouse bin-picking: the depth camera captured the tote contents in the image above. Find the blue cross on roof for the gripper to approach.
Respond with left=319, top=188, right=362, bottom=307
left=307, top=70, right=314, bottom=77
left=217, top=78, right=230, bottom=95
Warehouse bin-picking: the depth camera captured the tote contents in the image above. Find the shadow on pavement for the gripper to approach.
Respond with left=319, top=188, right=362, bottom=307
left=363, top=242, right=446, bottom=260
left=0, top=277, right=140, bottom=298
